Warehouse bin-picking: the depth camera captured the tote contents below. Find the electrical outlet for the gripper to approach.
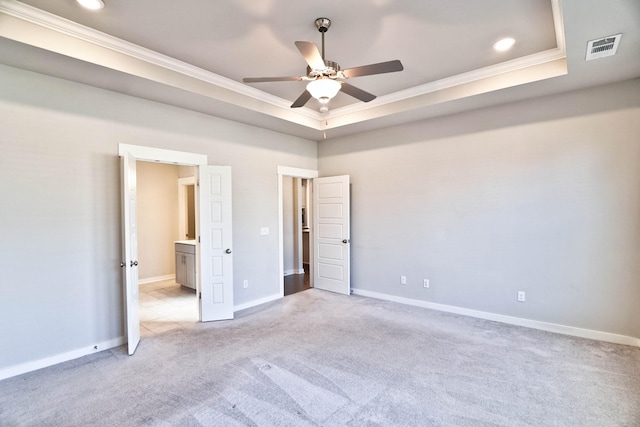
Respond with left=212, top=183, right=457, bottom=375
left=424, top=279, right=430, bottom=288
left=517, top=291, right=525, bottom=302
left=401, top=276, right=407, bottom=285
left=243, top=280, right=249, bottom=289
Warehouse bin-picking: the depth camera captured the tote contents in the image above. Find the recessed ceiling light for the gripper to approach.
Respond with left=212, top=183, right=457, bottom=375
left=76, top=0, right=105, bottom=10
left=493, top=38, right=516, bottom=52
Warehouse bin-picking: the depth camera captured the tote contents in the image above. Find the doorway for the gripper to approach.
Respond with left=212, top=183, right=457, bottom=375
left=277, top=166, right=318, bottom=297
left=283, top=177, right=311, bottom=296
left=136, top=162, right=198, bottom=337
left=120, top=143, right=234, bottom=355
left=277, top=167, right=352, bottom=297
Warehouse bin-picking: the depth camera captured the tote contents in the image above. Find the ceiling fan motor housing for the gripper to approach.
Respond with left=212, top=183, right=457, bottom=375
left=307, top=60, right=340, bottom=77
left=315, top=18, right=331, bottom=33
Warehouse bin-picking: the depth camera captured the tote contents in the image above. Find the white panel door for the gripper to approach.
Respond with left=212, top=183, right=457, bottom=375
left=120, top=153, right=140, bottom=355
left=313, top=175, right=350, bottom=295
left=198, top=166, right=234, bottom=321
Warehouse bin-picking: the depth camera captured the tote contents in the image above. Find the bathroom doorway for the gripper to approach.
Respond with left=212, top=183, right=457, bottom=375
left=136, top=162, right=198, bottom=336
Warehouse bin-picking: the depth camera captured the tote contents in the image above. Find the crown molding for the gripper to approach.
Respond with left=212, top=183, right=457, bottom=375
left=327, top=48, right=567, bottom=121
left=328, top=0, right=567, bottom=121
left=0, top=0, right=321, bottom=121
left=0, top=1, right=264, bottom=103
left=0, top=0, right=567, bottom=132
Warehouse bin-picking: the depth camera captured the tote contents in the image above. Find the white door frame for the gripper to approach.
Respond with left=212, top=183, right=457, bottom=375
left=119, top=144, right=207, bottom=166
left=118, top=144, right=207, bottom=345
left=277, top=166, right=318, bottom=297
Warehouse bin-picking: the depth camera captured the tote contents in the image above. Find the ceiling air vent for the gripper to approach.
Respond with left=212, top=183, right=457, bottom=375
left=585, top=34, right=622, bottom=61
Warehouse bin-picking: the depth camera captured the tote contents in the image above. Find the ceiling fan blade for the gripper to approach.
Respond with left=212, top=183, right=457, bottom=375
left=243, top=76, right=304, bottom=83
left=342, top=60, right=404, bottom=79
left=295, top=41, right=326, bottom=70
left=340, top=83, right=376, bottom=102
left=291, top=90, right=312, bottom=108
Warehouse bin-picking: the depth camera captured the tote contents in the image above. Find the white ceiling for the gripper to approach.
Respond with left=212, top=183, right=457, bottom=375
left=0, top=0, right=638, bottom=141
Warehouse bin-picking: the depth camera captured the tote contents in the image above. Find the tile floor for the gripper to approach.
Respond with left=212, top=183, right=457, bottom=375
left=139, top=279, right=198, bottom=337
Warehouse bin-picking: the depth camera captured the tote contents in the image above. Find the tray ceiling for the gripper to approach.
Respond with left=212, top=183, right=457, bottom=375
left=0, top=0, right=638, bottom=140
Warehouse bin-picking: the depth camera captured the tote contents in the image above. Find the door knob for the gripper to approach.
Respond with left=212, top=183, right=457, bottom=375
left=120, top=262, right=125, bottom=268
left=342, top=239, right=349, bottom=244
left=225, top=248, right=232, bottom=254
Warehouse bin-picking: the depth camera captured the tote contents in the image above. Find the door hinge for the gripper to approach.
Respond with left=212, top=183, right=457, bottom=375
left=198, top=236, right=201, bottom=243
left=199, top=292, right=202, bottom=300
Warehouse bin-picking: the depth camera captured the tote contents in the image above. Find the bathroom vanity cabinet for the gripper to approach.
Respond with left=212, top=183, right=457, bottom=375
left=175, top=241, right=196, bottom=290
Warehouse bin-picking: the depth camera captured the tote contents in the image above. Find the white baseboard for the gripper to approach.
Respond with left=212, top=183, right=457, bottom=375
left=283, top=269, right=305, bottom=276
left=138, top=274, right=175, bottom=285
left=0, top=336, right=126, bottom=381
left=234, top=293, right=281, bottom=312
left=352, top=288, right=640, bottom=348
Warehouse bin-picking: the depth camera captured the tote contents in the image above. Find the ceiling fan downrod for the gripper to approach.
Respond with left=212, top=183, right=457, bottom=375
left=315, top=18, right=331, bottom=61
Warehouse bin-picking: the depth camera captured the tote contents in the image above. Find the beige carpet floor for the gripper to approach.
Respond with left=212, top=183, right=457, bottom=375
left=1, top=289, right=639, bottom=426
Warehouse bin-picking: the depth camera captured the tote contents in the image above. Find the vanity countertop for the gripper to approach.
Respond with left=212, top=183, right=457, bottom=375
left=175, top=240, right=197, bottom=245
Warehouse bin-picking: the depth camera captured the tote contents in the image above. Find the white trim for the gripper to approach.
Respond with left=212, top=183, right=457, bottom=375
left=0, top=0, right=567, bottom=132
left=328, top=49, right=566, bottom=121
left=352, top=288, right=640, bottom=348
left=283, top=269, right=305, bottom=276
left=277, top=166, right=319, bottom=297
left=0, top=336, right=126, bottom=381
left=328, top=0, right=567, bottom=123
left=234, top=294, right=281, bottom=313
left=0, top=0, right=320, bottom=125
left=551, top=0, right=567, bottom=53
left=118, top=143, right=207, bottom=165
left=0, top=0, right=318, bottom=118
left=277, top=166, right=319, bottom=179
left=138, top=274, right=175, bottom=285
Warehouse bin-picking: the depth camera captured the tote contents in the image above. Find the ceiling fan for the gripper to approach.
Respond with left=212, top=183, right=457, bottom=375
left=243, top=18, right=404, bottom=113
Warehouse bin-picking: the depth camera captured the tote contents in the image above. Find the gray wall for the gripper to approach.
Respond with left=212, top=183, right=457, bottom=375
left=137, top=162, right=179, bottom=281
left=0, top=64, right=317, bottom=370
left=318, top=79, right=640, bottom=339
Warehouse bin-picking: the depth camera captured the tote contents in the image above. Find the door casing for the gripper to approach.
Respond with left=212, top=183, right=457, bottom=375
left=118, top=144, right=208, bottom=348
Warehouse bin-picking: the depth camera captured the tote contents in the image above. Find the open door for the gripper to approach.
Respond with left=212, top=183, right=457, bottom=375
left=120, top=153, right=140, bottom=355
left=198, top=166, right=234, bottom=321
left=313, top=175, right=350, bottom=295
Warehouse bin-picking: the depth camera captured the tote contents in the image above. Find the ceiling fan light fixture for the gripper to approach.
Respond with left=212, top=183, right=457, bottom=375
left=306, top=78, right=341, bottom=101
left=493, top=37, right=516, bottom=52
left=76, top=0, right=105, bottom=10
